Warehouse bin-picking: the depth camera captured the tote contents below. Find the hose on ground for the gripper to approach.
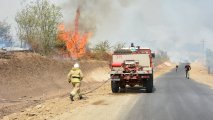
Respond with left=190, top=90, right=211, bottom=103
left=81, top=69, right=120, bottom=95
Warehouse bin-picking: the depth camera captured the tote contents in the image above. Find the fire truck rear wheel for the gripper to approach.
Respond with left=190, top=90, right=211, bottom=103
left=111, top=81, right=119, bottom=93
left=146, top=76, right=153, bottom=93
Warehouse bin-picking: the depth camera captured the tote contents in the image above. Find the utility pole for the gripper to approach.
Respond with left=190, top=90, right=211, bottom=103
left=201, top=40, right=205, bottom=52
left=201, top=39, right=206, bottom=65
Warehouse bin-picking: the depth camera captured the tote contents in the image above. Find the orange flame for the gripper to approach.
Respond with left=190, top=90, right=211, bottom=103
left=58, top=7, right=90, bottom=59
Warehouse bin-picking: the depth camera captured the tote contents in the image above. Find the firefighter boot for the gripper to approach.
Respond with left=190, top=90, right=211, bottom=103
left=70, top=94, right=74, bottom=101
left=79, top=95, right=83, bottom=100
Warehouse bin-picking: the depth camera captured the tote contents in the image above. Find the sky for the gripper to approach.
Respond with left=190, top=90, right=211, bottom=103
left=0, top=0, right=213, bottom=62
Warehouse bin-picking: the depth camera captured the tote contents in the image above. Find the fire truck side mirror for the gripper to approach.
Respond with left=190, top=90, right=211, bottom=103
left=152, top=53, right=155, bottom=58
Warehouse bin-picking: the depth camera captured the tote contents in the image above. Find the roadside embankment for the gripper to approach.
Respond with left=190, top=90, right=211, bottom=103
left=0, top=52, right=109, bottom=118
left=190, top=62, right=213, bottom=88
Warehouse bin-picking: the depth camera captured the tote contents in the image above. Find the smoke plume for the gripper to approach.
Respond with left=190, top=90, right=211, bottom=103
left=60, top=0, right=213, bottom=62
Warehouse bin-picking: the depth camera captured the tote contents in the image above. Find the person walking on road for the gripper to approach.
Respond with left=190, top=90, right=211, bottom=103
left=67, top=63, right=83, bottom=101
left=176, top=65, right=179, bottom=72
left=185, top=64, right=191, bottom=79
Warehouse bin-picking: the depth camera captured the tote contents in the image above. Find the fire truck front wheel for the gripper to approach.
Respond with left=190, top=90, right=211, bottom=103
left=111, top=81, right=119, bottom=93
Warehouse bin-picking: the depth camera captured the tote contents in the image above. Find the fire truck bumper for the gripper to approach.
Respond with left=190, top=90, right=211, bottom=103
left=111, top=78, right=120, bottom=81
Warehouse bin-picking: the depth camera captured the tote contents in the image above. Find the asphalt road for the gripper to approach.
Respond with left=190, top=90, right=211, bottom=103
left=123, top=65, right=213, bottom=120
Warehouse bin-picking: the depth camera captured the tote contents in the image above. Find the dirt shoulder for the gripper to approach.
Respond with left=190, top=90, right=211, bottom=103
left=1, top=62, right=175, bottom=120
left=190, top=62, right=213, bottom=88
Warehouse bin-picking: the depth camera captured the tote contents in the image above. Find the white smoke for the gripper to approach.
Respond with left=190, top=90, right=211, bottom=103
left=60, top=0, right=213, bottom=62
